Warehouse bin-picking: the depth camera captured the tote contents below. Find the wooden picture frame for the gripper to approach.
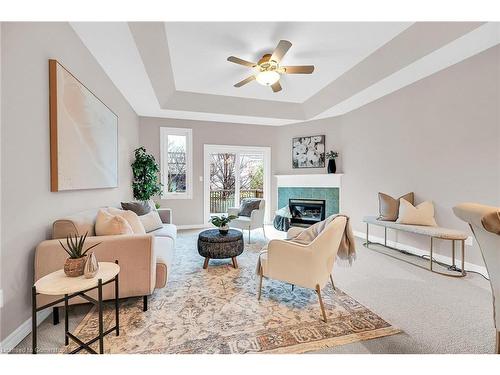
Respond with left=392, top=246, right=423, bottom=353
left=49, top=59, right=118, bottom=192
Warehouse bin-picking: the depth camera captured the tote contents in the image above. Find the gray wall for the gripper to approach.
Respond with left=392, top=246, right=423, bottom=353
left=0, top=23, right=140, bottom=341
left=275, top=45, right=500, bottom=267
left=139, top=117, right=278, bottom=226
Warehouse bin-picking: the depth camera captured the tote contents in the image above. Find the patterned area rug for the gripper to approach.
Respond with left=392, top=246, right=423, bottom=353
left=62, top=230, right=400, bottom=354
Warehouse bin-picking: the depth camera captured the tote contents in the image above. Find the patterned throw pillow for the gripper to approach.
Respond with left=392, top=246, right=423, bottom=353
left=238, top=199, right=262, bottom=217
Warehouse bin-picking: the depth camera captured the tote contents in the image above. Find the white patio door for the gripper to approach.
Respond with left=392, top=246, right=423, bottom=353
left=204, top=145, right=271, bottom=224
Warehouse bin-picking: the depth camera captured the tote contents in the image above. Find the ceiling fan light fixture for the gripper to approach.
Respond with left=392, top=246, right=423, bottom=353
left=255, top=70, right=280, bottom=86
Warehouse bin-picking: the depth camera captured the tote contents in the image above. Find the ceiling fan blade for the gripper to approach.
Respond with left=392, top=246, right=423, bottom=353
left=283, top=65, right=315, bottom=74
left=227, top=56, right=256, bottom=67
left=234, top=75, right=256, bottom=87
left=270, top=40, right=292, bottom=63
left=271, top=81, right=282, bottom=93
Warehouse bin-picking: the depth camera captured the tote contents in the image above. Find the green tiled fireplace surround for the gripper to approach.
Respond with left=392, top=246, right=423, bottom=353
left=278, top=187, right=340, bottom=217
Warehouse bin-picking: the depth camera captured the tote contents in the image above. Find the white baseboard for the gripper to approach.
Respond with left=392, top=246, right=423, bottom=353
left=0, top=309, right=51, bottom=354
left=352, top=230, right=488, bottom=277
left=176, top=224, right=210, bottom=230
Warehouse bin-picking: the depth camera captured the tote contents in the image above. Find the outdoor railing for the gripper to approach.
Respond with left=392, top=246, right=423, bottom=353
left=210, top=189, right=263, bottom=214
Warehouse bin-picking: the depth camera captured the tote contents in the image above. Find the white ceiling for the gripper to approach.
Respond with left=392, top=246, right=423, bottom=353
left=70, top=22, right=499, bottom=126
left=165, top=22, right=411, bottom=103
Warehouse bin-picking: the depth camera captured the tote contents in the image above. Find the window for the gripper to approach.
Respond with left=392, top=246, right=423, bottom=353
left=160, top=127, right=193, bottom=199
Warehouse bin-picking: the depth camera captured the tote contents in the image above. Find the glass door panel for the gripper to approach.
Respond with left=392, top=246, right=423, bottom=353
left=209, top=153, right=236, bottom=215
left=239, top=153, right=264, bottom=202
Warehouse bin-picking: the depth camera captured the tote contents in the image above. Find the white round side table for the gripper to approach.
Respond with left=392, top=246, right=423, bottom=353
left=32, top=261, right=120, bottom=354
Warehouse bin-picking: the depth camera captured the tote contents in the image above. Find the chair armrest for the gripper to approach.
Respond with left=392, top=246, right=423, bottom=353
left=35, top=234, right=157, bottom=296
left=228, top=207, right=240, bottom=217
left=286, top=226, right=304, bottom=239
left=157, top=208, right=172, bottom=224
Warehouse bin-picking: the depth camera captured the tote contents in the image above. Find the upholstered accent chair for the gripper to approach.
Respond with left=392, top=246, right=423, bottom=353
left=453, top=203, right=500, bottom=354
left=257, top=216, right=347, bottom=322
left=228, top=199, right=266, bottom=243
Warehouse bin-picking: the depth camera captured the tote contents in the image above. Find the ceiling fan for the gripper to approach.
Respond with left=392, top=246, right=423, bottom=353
left=227, top=40, right=314, bottom=93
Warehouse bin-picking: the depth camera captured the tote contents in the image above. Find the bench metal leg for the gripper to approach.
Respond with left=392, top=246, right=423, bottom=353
left=429, top=237, right=433, bottom=271
left=384, top=227, right=387, bottom=247
left=365, top=223, right=369, bottom=246
left=461, top=240, right=466, bottom=277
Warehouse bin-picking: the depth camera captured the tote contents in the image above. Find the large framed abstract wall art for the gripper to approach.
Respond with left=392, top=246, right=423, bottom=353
left=49, top=59, right=118, bottom=191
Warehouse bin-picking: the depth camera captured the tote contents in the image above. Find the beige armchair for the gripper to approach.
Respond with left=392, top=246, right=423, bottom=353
left=228, top=199, right=266, bottom=243
left=257, top=216, right=347, bottom=322
left=454, top=203, right=500, bottom=354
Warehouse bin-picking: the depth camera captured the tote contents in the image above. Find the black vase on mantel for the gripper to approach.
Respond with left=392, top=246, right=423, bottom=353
left=327, top=159, right=337, bottom=174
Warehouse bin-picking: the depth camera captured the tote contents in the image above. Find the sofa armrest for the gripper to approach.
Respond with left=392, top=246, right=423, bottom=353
left=157, top=208, right=172, bottom=224
left=35, top=234, right=157, bottom=297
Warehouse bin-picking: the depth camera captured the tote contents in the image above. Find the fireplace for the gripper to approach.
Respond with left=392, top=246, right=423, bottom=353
left=289, top=198, right=326, bottom=227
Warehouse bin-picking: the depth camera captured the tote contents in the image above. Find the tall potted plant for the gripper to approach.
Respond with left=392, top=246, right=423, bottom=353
left=131, top=147, right=163, bottom=203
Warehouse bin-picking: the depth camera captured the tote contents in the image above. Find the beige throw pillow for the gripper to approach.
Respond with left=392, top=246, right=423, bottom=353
left=139, top=210, right=163, bottom=233
left=481, top=211, right=500, bottom=235
left=106, top=207, right=146, bottom=234
left=378, top=192, right=414, bottom=221
left=95, top=209, right=134, bottom=236
left=396, top=199, right=437, bottom=226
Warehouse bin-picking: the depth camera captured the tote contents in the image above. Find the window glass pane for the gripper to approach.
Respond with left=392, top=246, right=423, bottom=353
left=239, top=153, right=264, bottom=200
left=167, top=134, right=186, bottom=193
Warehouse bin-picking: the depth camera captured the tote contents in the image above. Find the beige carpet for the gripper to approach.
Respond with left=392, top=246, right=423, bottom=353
left=61, top=231, right=400, bottom=354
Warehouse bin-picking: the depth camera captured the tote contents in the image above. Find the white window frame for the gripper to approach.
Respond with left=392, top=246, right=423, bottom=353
left=160, top=127, right=193, bottom=200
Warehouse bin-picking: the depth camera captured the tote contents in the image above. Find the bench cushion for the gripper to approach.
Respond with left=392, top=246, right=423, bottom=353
left=363, top=216, right=467, bottom=240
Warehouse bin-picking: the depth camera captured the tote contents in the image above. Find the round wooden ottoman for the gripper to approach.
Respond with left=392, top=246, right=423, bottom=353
left=197, top=229, right=244, bottom=269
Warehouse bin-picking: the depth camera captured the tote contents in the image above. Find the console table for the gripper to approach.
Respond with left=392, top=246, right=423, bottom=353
left=32, top=261, right=120, bottom=354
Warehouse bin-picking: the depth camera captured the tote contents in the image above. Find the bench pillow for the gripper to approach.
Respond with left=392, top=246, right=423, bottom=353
left=396, top=199, right=437, bottom=226
left=481, top=210, right=500, bottom=235
left=378, top=192, right=414, bottom=221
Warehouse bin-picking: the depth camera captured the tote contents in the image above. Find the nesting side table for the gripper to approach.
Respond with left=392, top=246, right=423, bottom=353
left=32, top=261, right=120, bottom=354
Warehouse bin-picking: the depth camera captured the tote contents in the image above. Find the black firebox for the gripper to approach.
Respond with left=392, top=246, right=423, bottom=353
left=289, top=198, right=326, bottom=227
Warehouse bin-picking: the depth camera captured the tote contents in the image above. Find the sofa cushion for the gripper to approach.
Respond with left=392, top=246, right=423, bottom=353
left=149, top=224, right=177, bottom=241
left=121, top=201, right=151, bottom=216
left=107, top=207, right=146, bottom=234
left=238, top=198, right=262, bottom=217
left=139, top=211, right=163, bottom=232
left=378, top=192, right=414, bottom=221
left=95, top=209, right=134, bottom=236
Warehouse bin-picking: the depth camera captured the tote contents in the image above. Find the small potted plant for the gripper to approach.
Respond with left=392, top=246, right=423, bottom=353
left=59, top=232, right=101, bottom=277
left=325, top=151, right=339, bottom=174
left=209, top=214, right=237, bottom=235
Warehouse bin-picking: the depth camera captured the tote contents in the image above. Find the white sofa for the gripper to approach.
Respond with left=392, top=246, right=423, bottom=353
left=34, top=206, right=176, bottom=323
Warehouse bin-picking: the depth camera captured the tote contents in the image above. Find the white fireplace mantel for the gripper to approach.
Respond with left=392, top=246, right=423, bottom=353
left=274, top=173, right=343, bottom=188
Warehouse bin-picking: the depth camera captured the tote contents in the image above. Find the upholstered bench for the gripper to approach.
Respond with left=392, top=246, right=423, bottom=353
left=362, top=216, right=468, bottom=277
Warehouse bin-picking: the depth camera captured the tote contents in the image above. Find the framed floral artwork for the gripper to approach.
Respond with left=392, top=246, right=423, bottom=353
left=292, top=135, right=325, bottom=168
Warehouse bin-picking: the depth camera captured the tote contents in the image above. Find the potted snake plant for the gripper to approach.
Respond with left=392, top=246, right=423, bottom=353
left=59, top=232, right=101, bottom=277
left=209, top=215, right=237, bottom=235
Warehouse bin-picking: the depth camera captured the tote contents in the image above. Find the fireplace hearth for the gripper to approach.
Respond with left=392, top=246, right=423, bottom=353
left=289, top=198, right=326, bottom=227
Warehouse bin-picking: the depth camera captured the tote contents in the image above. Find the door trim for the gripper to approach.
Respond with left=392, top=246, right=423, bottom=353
left=203, top=144, right=271, bottom=224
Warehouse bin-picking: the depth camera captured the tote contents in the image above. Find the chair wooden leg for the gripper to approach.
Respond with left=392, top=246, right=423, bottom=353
left=291, top=284, right=295, bottom=291
left=316, top=284, right=327, bottom=322
left=248, top=229, right=251, bottom=244
left=203, top=257, right=209, bottom=269
left=231, top=257, right=238, bottom=269
left=257, top=268, right=263, bottom=300
left=496, top=330, right=500, bottom=354
left=329, top=274, right=336, bottom=291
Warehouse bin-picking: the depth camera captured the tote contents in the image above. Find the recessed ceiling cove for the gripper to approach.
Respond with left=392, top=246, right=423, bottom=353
left=165, top=22, right=410, bottom=103
left=70, top=21, right=497, bottom=125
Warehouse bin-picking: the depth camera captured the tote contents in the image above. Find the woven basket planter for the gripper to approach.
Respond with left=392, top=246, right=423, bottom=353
left=64, top=256, right=87, bottom=277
